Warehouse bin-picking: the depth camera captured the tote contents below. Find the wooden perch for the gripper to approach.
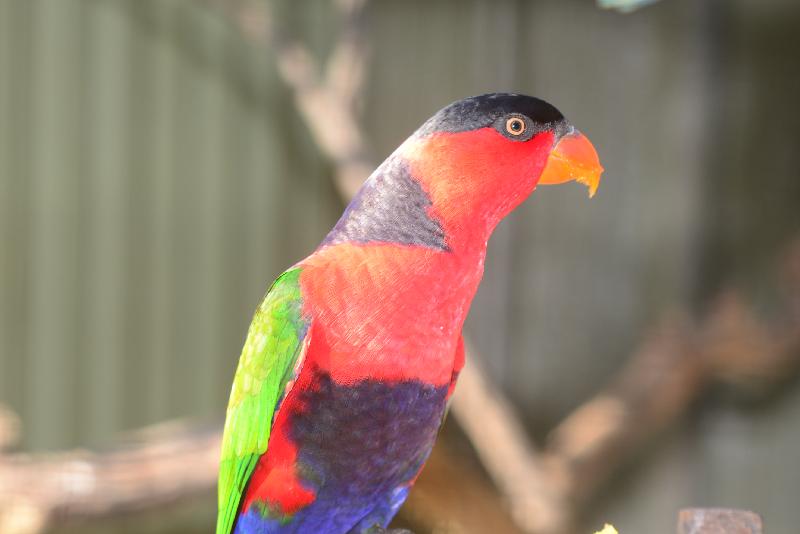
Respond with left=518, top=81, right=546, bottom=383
left=678, top=508, right=764, bottom=534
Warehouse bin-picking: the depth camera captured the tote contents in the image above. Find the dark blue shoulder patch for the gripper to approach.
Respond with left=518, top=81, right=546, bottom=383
left=322, top=157, right=449, bottom=251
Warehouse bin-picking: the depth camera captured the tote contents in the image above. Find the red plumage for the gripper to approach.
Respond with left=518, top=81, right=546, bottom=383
left=220, top=93, right=603, bottom=534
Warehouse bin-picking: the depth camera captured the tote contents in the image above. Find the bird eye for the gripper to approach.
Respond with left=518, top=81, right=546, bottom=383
left=505, top=117, right=526, bottom=136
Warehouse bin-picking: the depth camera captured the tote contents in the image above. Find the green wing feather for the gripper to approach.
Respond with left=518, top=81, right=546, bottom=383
left=216, top=267, right=309, bottom=534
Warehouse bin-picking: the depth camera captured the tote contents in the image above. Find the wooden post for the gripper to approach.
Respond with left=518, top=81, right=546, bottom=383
left=678, top=508, right=763, bottom=534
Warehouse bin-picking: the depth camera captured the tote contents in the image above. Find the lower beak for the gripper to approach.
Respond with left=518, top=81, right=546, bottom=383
left=538, top=130, right=603, bottom=198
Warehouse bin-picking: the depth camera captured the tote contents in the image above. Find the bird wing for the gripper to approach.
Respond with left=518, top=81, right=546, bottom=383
left=216, top=267, right=310, bottom=534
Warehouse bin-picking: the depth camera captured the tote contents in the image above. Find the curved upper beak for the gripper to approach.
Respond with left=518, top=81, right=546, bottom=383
left=538, top=129, right=603, bottom=198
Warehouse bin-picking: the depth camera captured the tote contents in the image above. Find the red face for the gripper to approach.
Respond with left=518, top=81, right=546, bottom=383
left=398, top=97, right=603, bottom=251
left=402, top=127, right=556, bottom=238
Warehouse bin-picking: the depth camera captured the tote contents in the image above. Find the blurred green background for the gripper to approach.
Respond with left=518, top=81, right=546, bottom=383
left=1, top=0, right=799, bottom=532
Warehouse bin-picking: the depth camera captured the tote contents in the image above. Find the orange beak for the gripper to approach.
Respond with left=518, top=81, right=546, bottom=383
left=538, top=130, right=603, bottom=198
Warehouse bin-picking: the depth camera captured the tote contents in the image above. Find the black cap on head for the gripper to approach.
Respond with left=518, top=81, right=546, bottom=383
left=415, top=93, right=569, bottom=139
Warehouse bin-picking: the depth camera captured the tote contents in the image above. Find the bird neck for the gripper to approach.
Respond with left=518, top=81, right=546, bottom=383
left=321, top=152, right=502, bottom=258
left=321, top=156, right=450, bottom=252
left=301, top=240, right=485, bottom=386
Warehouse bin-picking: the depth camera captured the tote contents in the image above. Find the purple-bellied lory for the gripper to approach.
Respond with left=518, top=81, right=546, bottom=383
left=217, top=93, right=603, bottom=534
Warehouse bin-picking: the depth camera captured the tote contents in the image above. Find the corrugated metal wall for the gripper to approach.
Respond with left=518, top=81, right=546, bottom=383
left=0, top=0, right=341, bottom=450
left=1, top=0, right=800, bottom=532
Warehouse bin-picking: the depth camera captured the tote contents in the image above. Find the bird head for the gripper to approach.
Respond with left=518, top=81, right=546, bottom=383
left=399, top=93, right=603, bottom=249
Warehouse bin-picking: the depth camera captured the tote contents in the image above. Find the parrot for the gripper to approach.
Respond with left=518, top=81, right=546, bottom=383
left=217, top=93, right=603, bottom=534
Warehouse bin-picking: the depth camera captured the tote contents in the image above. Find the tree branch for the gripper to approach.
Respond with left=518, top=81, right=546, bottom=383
left=546, top=245, right=800, bottom=509
left=450, top=354, right=568, bottom=533
left=0, top=422, right=219, bottom=534
left=0, top=405, right=20, bottom=453
left=678, top=508, right=763, bottom=534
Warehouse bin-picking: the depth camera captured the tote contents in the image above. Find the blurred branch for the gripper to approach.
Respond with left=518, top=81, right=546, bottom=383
left=404, top=444, right=525, bottom=534
left=452, top=287, right=800, bottom=533
left=0, top=422, right=219, bottom=534
left=546, top=243, right=800, bottom=509
left=204, top=0, right=371, bottom=199
left=0, top=405, right=21, bottom=452
left=678, top=508, right=763, bottom=534
left=450, top=356, right=568, bottom=534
